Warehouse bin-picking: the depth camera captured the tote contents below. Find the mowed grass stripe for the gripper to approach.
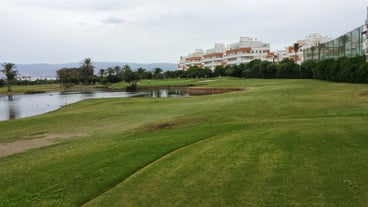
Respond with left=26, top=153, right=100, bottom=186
left=0, top=123, right=230, bottom=207
left=84, top=118, right=368, bottom=207
left=82, top=123, right=245, bottom=206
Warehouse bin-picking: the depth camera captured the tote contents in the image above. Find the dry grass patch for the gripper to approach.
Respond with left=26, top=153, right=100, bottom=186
left=0, top=132, right=89, bottom=158
left=357, top=90, right=368, bottom=97
left=142, top=118, right=202, bottom=133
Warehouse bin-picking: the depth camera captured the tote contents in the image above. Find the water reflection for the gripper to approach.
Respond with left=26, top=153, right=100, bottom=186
left=7, top=95, right=17, bottom=120
left=0, top=91, right=142, bottom=121
left=139, top=87, right=189, bottom=98
left=0, top=88, right=191, bottom=121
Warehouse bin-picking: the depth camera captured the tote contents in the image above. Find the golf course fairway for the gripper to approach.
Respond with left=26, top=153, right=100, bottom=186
left=0, top=78, right=367, bottom=207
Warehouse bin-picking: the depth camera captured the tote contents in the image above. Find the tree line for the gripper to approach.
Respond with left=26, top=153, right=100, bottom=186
left=306, top=56, right=368, bottom=83
left=56, top=58, right=165, bottom=89
left=47, top=55, right=368, bottom=85
left=57, top=58, right=95, bottom=85
left=162, top=59, right=313, bottom=79
left=170, top=56, right=367, bottom=83
left=0, top=58, right=167, bottom=92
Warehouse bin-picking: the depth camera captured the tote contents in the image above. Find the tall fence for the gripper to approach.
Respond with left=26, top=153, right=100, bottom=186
left=303, top=25, right=365, bottom=61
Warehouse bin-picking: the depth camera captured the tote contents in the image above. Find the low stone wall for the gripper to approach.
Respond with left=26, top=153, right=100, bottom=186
left=187, top=87, right=245, bottom=95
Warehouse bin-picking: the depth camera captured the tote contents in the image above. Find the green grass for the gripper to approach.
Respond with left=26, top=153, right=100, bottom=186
left=0, top=84, right=108, bottom=95
left=0, top=78, right=368, bottom=206
left=111, top=78, right=210, bottom=88
left=0, top=84, right=63, bottom=95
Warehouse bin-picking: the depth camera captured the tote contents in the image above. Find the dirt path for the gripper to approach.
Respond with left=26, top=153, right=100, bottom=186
left=0, top=132, right=88, bottom=158
left=0, top=138, right=56, bottom=158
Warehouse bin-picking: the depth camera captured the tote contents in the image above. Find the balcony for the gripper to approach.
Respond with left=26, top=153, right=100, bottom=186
left=203, top=56, right=224, bottom=62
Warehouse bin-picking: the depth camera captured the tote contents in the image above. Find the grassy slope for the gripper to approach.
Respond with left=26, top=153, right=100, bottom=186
left=111, top=78, right=206, bottom=88
left=0, top=84, right=63, bottom=95
left=0, top=84, right=109, bottom=95
left=0, top=78, right=368, bottom=206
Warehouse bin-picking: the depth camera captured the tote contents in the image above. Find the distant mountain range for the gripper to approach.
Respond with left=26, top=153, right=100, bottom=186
left=11, top=62, right=178, bottom=79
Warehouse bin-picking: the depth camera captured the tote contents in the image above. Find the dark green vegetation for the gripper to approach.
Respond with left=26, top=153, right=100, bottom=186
left=80, top=58, right=94, bottom=85
left=177, top=56, right=367, bottom=84
left=105, top=56, right=368, bottom=86
left=309, top=56, right=368, bottom=83
left=0, top=79, right=367, bottom=206
left=57, top=62, right=142, bottom=89
left=57, top=58, right=96, bottom=85
left=1, top=63, right=18, bottom=92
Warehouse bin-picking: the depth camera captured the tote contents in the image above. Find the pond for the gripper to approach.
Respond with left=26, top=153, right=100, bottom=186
left=0, top=87, right=191, bottom=121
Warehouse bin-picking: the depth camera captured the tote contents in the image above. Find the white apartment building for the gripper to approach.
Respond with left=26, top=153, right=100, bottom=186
left=203, top=43, right=227, bottom=70
left=178, top=49, right=204, bottom=70
left=178, top=37, right=273, bottom=70
left=274, top=50, right=287, bottom=63
left=224, top=37, right=273, bottom=66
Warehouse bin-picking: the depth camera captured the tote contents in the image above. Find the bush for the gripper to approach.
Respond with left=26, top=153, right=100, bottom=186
left=277, top=59, right=301, bottom=78
left=300, top=60, right=315, bottom=78
left=312, top=56, right=367, bottom=83
left=173, top=56, right=368, bottom=83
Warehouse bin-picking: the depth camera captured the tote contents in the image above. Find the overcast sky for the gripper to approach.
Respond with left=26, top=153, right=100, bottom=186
left=0, top=0, right=367, bottom=64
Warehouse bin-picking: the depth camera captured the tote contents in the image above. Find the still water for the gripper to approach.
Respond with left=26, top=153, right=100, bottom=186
left=0, top=88, right=189, bottom=121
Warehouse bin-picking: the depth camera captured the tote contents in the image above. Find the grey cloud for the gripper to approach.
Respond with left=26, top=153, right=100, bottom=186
left=77, top=22, right=87, bottom=26
left=101, top=17, right=125, bottom=25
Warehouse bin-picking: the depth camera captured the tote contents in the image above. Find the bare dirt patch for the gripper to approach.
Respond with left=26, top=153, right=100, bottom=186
left=0, top=132, right=88, bottom=158
left=358, top=91, right=368, bottom=97
left=143, top=122, right=180, bottom=133
left=143, top=118, right=201, bottom=133
left=154, top=123, right=177, bottom=130
left=0, top=138, right=55, bottom=158
left=187, top=87, right=245, bottom=95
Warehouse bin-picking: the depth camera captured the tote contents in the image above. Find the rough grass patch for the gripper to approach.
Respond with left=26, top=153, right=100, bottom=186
left=142, top=118, right=202, bottom=133
left=357, top=90, right=368, bottom=96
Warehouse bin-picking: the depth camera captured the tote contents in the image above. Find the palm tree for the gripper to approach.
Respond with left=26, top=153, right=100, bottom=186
left=317, top=42, right=325, bottom=60
left=99, top=69, right=105, bottom=78
left=154, top=67, right=163, bottom=79
left=107, top=67, right=114, bottom=76
left=293, top=43, right=302, bottom=62
left=1, top=63, right=17, bottom=92
left=339, top=35, right=350, bottom=57
left=121, top=65, right=132, bottom=80
left=122, top=65, right=131, bottom=73
left=114, top=65, right=122, bottom=76
left=137, top=67, right=146, bottom=75
left=80, top=58, right=94, bottom=85
left=310, top=46, right=316, bottom=61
